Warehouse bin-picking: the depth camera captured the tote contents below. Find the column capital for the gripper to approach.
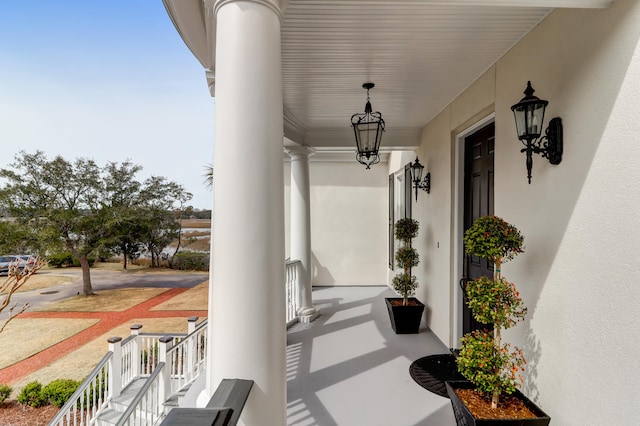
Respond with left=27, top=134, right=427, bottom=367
left=214, top=0, right=288, bottom=18
left=285, top=146, right=316, bottom=159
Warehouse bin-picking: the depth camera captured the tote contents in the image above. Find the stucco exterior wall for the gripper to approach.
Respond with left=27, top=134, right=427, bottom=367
left=415, top=0, right=640, bottom=424
left=495, top=2, right=640, bottom=424
left=285, top=160, right=388, bottom=286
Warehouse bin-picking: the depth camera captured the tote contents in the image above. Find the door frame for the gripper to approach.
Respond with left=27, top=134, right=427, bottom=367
left=451, top=113, right=495, bottom=348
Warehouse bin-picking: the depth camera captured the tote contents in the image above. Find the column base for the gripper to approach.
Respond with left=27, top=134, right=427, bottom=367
left=297, top=307, right=320, bottom=323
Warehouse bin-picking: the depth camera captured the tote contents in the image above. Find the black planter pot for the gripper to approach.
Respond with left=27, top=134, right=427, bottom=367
left=445, top=381, right=551, bottom=426
left=385, top=297, right=424, bottom=334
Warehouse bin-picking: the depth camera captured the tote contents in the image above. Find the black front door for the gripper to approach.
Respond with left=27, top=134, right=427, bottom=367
left=462, top=122, right=494, bottom=335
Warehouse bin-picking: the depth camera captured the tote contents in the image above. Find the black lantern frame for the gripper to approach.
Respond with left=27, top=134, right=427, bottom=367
left=511, top=81, right=563, bottom=184
left=351, top=82, right=385, bottom=169
left=410, top=157, right=430, bottom=201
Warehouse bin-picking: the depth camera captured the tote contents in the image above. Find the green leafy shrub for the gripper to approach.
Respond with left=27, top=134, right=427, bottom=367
left=47, top=252, right=73, bottom=268
left=42, top=379, right=80, bottom=408
left=457, top=215, right=527, bottom=410
left=82, top=371, right=107, bottom=408
left=465, top=276, right=526, bottom=328
left=456, top=277, right=527, bottom=399
left=71, top=256, right=95, bottom=267
left=391, top=273, right=418, bottom=299
left=171, top=251, right=209, bottom=271
left=392, top=218, right=420, bottom=305
left=0, top=384, right=12, bottom=403
left=17, top=381, right=46, bottom=407
left=456, top=330, right=526, bottom=397
left=395, top=247, right=419, bottom=270
left=394, top=217, right=419, bottom=241
left=47, top=252, right=95, bottom=268
left=463, top=215, right=524, bottom=271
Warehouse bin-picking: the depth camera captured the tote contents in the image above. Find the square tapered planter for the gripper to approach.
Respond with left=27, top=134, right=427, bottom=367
left=385, top=297, right=424, bottom=334
left=445, top=381, right=551, bottom=426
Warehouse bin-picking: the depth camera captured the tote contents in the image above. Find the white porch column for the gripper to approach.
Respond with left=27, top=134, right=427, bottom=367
left=286, top=147, right=317, bottom=320
left=207, top=1, right=285, bottom=425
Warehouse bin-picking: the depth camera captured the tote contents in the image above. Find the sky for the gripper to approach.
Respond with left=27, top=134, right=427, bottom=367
left=0, top=1, right=215, bottom=210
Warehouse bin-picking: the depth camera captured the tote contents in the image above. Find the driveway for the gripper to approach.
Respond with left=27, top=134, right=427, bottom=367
left=1, top=268, right=209, bottom=320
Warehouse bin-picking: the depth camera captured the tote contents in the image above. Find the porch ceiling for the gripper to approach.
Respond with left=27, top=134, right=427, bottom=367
left=163, top=0, right=613, bottom=150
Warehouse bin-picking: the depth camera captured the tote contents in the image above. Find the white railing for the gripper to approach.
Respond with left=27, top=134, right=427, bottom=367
left=116, top=362, right=165, bottom=426
left=285, top=259, right=302, bottom=327
left=48, top=351, right=112, bottom=426
left=49, top=319, right=201, bottom=426
left=51, top=263, right=306, bottom=426
left=118, top=318, right=208, bottom=426
left=167, top=319, right=208, bottom=396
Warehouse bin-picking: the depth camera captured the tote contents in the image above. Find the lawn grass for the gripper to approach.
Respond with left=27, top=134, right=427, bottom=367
left=10, top=317, right=196, bottom=397
left=151, top=281, right=208, bottom=311
left=0, top=318, right=99, bottom=369
left=14, top=274, right=75, bottom=293
left=34, top=288, right=169, bottom=312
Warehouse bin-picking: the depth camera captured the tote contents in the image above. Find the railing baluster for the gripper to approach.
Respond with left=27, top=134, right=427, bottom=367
left=285, top=259, right=302, bottom=326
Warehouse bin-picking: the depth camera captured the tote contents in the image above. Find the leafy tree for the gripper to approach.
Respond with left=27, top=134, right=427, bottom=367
left=203, top=163, right=213, bottom=190
left=100, top=161, right=145, bottom=269
left=0, top=151, right=193, bottom=293
left=140, top=208, right=178, bottom=267
left=139, top=176, right=192, bottom=267
left=0, top=151, right=105, bottom=295
left=0, top=221, right=41, bottom=255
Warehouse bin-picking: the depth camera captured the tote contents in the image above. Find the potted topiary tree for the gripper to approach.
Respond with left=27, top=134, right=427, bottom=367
left=446, top=215, right=550, bottom=425
left=385, top=217, right=424, bottom=334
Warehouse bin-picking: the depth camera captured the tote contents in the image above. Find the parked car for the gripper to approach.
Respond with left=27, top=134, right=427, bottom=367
left=14, top=254, right=37, bottom=269
left=0, top=254, right=37, bottom=276
left=0, top=255, right=21, bottom=276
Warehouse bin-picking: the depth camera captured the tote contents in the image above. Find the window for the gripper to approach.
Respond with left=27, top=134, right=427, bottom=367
left=389, top=162, right=413, bottom=269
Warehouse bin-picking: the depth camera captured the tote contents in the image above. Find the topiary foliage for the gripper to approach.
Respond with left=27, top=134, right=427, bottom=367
left=43, top=379, right=81, bottom=408
left=17, top=381, right=47, bottom=408
left=465, top=276, right=527, bottom=329
left=456, top=330, right=526, bottom=399
left=395, top=247, right=419, bottom=270
left=394, top=218, right=419, bottom=242
left=392, top=273, right=418, bottom=300
left=458, top=215, right=528, bottom=410
left=393, top=218, right=420, bottom=305
left=463, top=215, right=524, bottom=268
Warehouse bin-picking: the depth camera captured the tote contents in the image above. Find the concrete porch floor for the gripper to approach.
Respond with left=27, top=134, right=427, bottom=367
left=287, top=286, right=457, bottom=426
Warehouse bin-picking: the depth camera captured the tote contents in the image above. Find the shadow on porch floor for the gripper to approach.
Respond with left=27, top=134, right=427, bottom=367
left=287, top=286, right=456, bottom=426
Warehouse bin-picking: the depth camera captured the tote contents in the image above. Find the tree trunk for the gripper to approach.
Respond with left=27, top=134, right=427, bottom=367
left=123, top=250, right=128, bottom=269
left=172, top=219, right=183, bottom=259
left=492, top=324, right=502, bottom=409
left=79, top=256, right=94, bottom=295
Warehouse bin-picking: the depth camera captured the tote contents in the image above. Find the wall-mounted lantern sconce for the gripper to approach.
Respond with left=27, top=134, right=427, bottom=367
left=351, top=82, right=385, bottom=169
left=511, top=81, right=563, bottom=184
left=410, top=157, right=430, bottom=201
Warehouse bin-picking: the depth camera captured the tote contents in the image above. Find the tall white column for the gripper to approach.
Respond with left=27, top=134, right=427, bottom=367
left=207, top=1, right=285, bottom=425
left=286, top=147, right=317, bottom=320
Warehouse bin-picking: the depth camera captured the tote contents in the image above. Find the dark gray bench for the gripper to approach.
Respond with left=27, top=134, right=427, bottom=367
left=160, top=379, right=254, bottom=426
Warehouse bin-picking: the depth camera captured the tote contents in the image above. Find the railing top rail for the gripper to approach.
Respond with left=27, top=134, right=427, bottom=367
left=166, top=319, right=208, bottom=356
left=285, top=259, right=302, bottom=267
left=121, top=334, right=136, bottom=346
left=135, top=332, right=188, bottom=338
left=48, top=351, right=113, bottom=426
